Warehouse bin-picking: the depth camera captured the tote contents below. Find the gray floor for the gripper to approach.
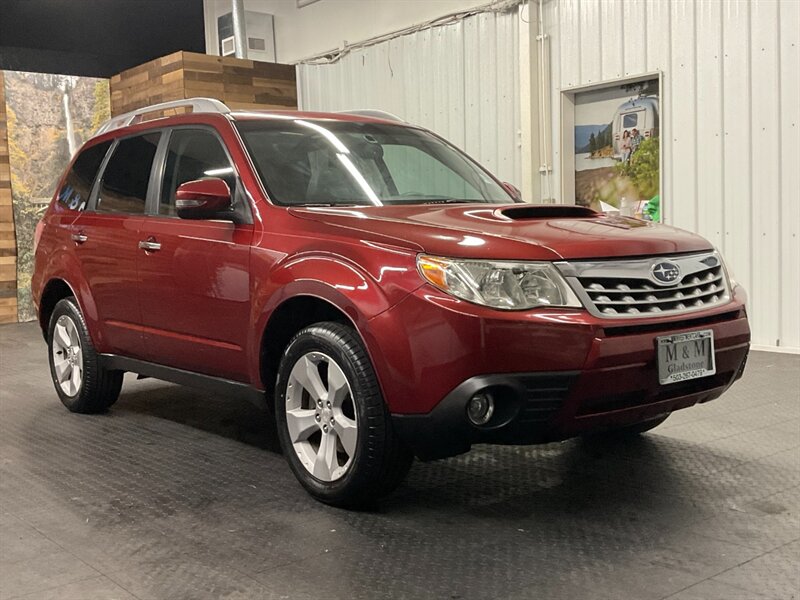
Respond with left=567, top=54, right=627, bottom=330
left=0, top=322, right=798, bottom=600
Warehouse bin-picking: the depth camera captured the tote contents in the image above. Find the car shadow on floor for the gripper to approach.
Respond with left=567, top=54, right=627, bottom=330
left=114, top=377, right=282, bottom=453
left=109, top=378, right=752, bottom=519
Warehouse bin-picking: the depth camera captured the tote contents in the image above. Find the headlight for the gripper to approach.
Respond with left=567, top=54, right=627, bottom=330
left=417, top=255, right=582, bottom=310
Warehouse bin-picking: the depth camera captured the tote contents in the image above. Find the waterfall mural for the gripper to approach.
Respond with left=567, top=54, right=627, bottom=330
left=2, top=71, right=110, bottom=321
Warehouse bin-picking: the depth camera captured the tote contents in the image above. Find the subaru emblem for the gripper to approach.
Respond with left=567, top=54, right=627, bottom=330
left=651, top=261, right=681, bottom=285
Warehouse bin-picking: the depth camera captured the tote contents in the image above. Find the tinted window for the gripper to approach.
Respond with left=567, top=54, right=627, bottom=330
left=623, top=113, right=639, bottom=128
left=160, top=129, right=235, bottom=216
left=57, top=141, right=111, bottom=211
left=96, top=133, right=160, bottom=214
left=236, top=120, right=511, bottom=206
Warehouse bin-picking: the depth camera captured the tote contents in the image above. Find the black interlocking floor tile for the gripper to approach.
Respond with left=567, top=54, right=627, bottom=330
left=1, top=322, right=798, bottom=600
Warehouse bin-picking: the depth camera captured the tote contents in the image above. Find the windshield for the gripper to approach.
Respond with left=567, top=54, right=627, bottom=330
left=235, top=119, right=513, bottom=206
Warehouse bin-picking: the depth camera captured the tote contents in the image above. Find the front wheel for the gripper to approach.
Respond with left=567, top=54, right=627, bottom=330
left=275, top=322, right=412, bottom=507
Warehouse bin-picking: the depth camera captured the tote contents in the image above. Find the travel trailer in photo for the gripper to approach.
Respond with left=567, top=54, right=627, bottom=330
left=612, top=95, right=660, bottom=159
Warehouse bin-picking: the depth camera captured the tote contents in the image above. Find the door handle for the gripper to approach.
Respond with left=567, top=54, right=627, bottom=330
left=71, top=232, right=88, bottom=244
left=138, top=237, right=161, bottom=252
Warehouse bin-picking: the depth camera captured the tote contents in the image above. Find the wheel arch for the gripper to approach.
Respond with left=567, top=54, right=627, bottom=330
left=258, top=294, right=365, bottom=403
left=38, top=278, right=80, bottom=339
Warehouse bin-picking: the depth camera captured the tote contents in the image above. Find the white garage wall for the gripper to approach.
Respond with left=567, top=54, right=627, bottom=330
left=203, top=0, right=496, bottom=64
left=543, top=0, right=800, bottom=351
left=297, top=9, right=522, bottom=187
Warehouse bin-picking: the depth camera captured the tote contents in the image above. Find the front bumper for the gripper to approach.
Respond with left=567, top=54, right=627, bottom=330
left=377, top=286, right=750, bottom=460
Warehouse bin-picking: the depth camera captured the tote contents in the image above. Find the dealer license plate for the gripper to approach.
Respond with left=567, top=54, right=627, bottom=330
left=656, top=330, right=716, bottom=385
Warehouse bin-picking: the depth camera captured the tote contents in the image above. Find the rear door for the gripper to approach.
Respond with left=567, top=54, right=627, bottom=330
left=70, top=131, right=161, bottom=358
left=136, top=126, right=254, bottom=382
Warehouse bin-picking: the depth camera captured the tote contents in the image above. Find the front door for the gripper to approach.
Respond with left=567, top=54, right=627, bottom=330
left=137, top=127, right=254, bottom=382
left=70, top=132, right=162, bottom=359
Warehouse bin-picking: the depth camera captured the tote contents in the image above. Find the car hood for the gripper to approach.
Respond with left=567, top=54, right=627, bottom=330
left=289, top=203, right=713, bottom=261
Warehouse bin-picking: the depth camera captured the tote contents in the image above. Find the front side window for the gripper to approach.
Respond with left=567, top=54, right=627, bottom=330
left=236, top=119, right=512, bottom=206
left=159, top=129, right=236, bottom=216
left=96, top=133, right=160, bottom=214
left=57, top=141, right=111, bottom=211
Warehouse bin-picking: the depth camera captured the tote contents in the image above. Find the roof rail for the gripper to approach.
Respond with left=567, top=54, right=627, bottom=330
left=94, top=97, right=231, bottom=135
left=337, top=109, right=406, bottom=123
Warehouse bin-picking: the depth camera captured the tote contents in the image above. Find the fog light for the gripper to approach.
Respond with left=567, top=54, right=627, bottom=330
left=467, top=392, right=495, bottom=425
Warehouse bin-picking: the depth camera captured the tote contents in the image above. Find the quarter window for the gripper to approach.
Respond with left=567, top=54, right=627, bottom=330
left=160, top=129, right=235, bottom=216
left=57, top=141, right=111, bottom=211
left=96, top=133, right=160, bottom=214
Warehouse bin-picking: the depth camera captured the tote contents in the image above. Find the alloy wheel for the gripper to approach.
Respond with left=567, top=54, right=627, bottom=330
left=285, top=352, right=358, bottom=482
left=51, top=315, right=83, bottom=396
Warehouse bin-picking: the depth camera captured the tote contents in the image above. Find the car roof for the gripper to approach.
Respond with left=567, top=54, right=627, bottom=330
left=83, top=99, right=413, bottom=150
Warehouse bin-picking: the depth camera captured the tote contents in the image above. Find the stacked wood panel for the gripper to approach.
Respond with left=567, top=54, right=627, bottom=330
left=0, top=71, right=18, bottom=324
left=110, top=51, right=297, bottom=116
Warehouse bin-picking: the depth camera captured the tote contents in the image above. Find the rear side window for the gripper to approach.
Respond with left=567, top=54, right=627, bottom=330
left=57, top=141, right=111, bottom=211
left=96, top=133, right=160, bottom=214
left=159, top=129, right=235, bottom=216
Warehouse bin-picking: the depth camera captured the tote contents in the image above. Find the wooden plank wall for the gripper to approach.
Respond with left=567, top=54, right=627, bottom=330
left=0, top=71, right=18, bottom=324
left=110, top=51, right=297, bottom=116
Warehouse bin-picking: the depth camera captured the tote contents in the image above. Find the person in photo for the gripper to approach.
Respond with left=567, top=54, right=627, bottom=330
left=631, top=128, right=643, bottom=155
left=621, top=129, right=631, bottom=164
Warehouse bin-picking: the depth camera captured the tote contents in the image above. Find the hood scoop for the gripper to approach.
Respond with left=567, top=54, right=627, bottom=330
left=499, top=205, right=598, bottom=220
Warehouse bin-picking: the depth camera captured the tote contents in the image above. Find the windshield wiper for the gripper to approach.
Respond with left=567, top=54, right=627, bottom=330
left=420, top=199, right=473, bottom=205
left=293, top=203, right=372, bottom=208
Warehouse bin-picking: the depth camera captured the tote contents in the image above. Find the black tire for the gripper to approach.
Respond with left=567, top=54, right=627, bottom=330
left=47, top=297, right=123, bottom=413
left=275, top=322, right=412, bottom=507
left=586, top=413, right=671, bottom=440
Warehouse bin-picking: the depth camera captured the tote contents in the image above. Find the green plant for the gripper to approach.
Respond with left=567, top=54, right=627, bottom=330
left=616, top=137, right=659, bottom=199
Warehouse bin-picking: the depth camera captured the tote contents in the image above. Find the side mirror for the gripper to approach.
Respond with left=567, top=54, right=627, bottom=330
left=501, top=182, right=522, bottom=201
left=175, top=178, right=232, bottom=220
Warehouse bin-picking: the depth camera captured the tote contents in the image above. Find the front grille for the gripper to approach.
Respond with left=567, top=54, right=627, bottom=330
left=557, top=251, right=731, bottom=319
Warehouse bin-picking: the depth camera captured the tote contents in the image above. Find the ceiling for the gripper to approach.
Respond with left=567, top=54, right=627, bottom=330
left=0, top=0, right=206, bottom=77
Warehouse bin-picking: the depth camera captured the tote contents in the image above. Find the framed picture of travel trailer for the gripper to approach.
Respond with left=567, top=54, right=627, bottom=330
left=560, top=72, right=663, bottom=223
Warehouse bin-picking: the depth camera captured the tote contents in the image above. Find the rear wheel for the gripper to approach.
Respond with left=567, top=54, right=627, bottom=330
left=275, top=322, right=412, bottom=507
left=47, top=297, right=123, bottom=413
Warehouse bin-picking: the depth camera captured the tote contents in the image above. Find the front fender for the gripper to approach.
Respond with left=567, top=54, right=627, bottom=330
left=247, top=249, right=423, bottom=390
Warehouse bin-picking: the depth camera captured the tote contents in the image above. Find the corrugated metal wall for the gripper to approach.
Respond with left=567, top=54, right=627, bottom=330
left=544, top=0, right=800, bottom=351
left=297, top=9, right=522, bottom=187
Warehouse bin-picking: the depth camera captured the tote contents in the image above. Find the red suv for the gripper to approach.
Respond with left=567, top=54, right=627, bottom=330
left=32, top=99, right=750, bottom=506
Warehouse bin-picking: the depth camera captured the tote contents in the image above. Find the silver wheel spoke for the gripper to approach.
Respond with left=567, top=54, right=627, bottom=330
left=333, top=415, right=357, bottom=457
left=286, top=408, right=318, bottom=443
left=66, top=321, right=80, bottom=347
left=70, top=365, right=81, bottom=394
left=71, top=365, right=83, bottom=393
left=53, top=357, right=70, bottom=382
left=292, top=356, right=328, bottom=401
left=313, top=430, right=337, bottom=480
left=327, top=363, right=350, bottom=407
left=62, top=363, right=74, bottom=385
left=55, top=324, right=71, bottom=349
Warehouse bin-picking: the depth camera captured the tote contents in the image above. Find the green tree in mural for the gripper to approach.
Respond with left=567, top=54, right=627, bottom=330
left=616, top=137, right=659, bottom=199
left=589, top=132, right=597, bottom=154
left=5, top=72, right=110, bottom=321
left=91, top=80, right=110, bottom=133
